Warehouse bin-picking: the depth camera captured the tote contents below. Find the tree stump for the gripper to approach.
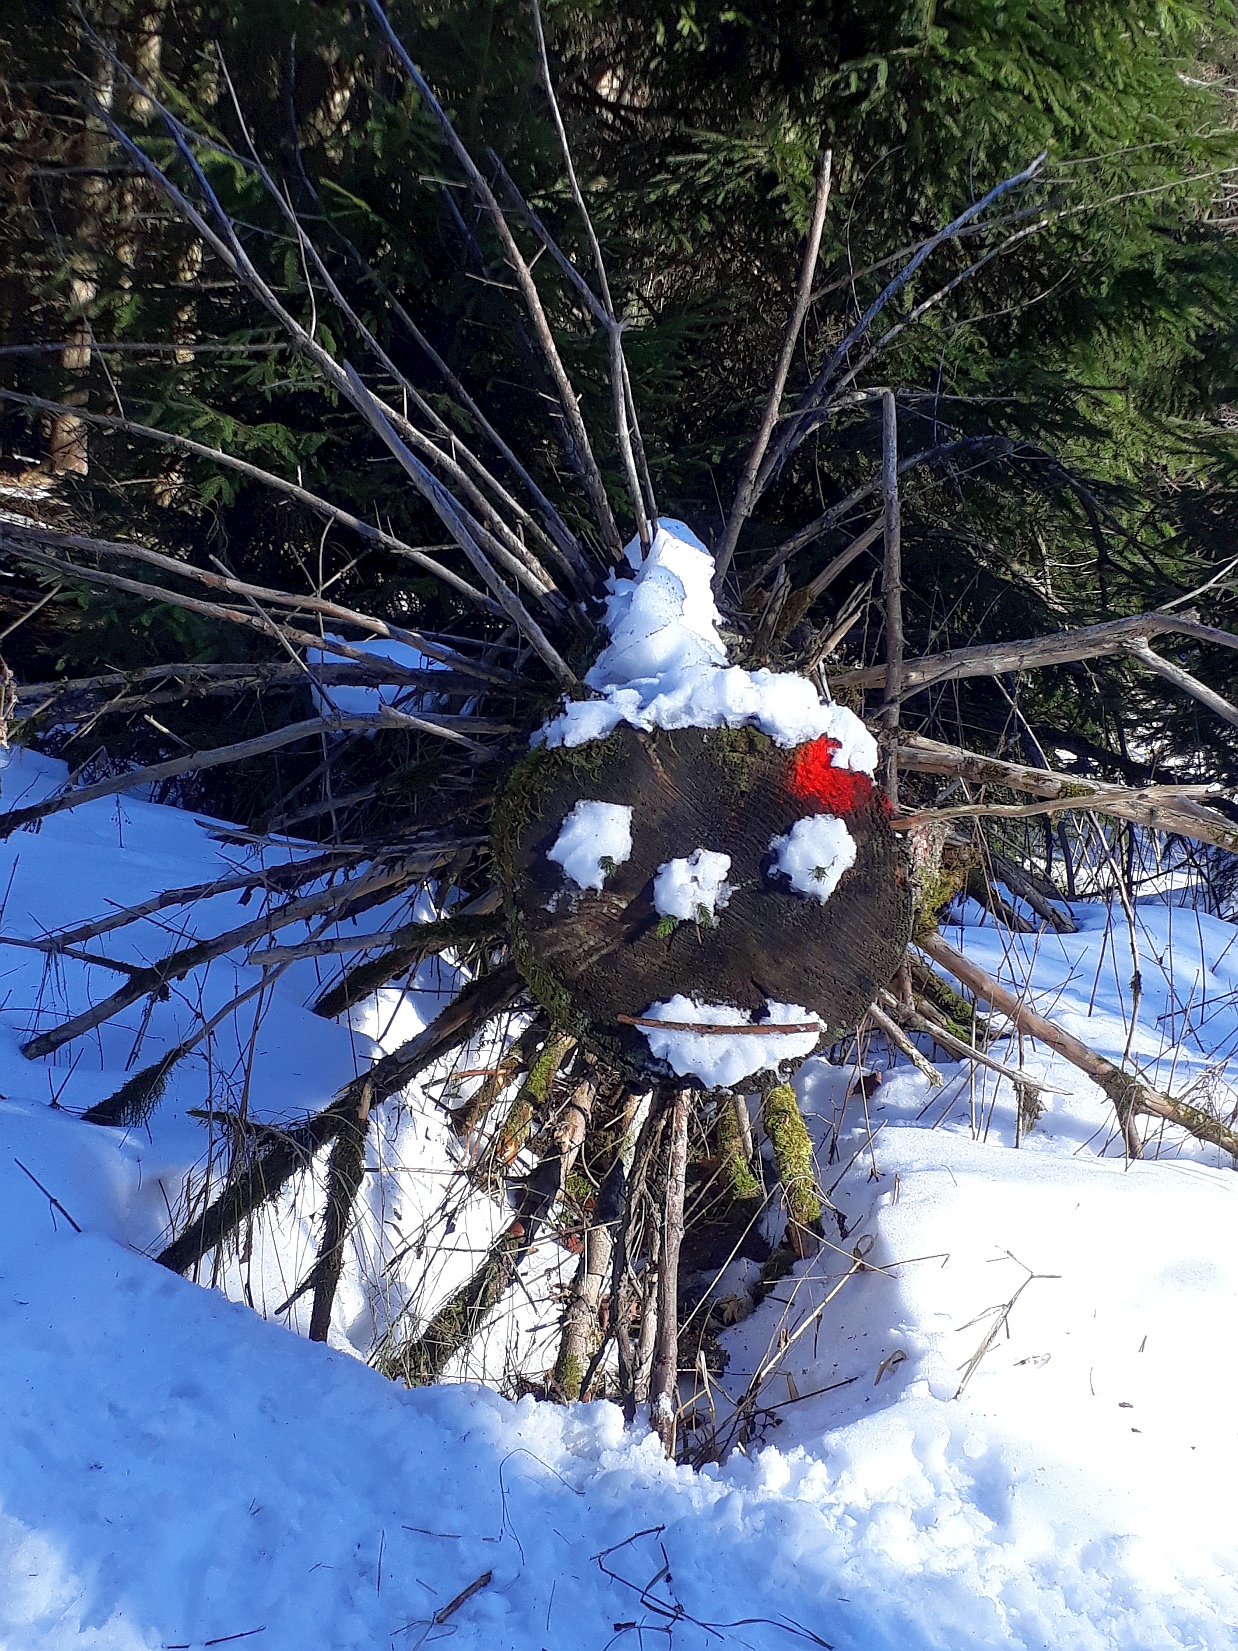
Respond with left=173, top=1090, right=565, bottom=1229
left=495, top=724, right=911, bottom=1070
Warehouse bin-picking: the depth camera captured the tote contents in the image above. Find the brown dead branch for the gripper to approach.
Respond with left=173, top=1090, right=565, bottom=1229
left=363, top=0, right=622, bottom=558
left=380, top=1063, right=597, bottom=1384
left=21, top=860, right=425, bottom=1060
left=343, top=365, right=578, bottom=685
left=0, top=708, right=494, bottom=845
left=0, top=392, right=505, bottom=622
left=750, top=153, right=1046, bottom=509
left=308, top=1077, right=373, bottom=1342
left=896, top=734, right=1238, bottom=855
left=0, top=536, right=511, bottom=693
left=650, top=1083, right=691, bottom=1456
left=528, top=0, right=654, bottom=547
left=713, top=148, right=833, bottom=586
left=920, top=932, right=1238, bottom=1159
left=835, top=611, right=1238, bottom=699
left=40, top=845, right=374, bottom=949
left=867, top=999, right=942, bottom=1085
left=880, top=389, right=903, bottom=804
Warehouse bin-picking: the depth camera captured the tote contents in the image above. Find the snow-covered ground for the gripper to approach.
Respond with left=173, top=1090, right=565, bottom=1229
left=2, top=741, right=1238, bottom=1649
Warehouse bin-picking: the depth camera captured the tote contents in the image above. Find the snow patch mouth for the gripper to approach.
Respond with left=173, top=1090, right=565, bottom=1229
left=632, top=995, right=824, bottom=1087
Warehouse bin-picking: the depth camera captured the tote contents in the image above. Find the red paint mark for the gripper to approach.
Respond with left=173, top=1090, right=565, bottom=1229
left=786, top=736, right=876, bottom=814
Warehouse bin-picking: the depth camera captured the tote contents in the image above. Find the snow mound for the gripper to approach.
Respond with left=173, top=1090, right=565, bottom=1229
left=769, top=812, right=857, bottom=902
left=636, top=994, right=823, bottom=1087
left=652, top=848, right=732, bottom=923
left=546, top=800, right=633, bottom=892
left=536, top=519, right=878, bottom=765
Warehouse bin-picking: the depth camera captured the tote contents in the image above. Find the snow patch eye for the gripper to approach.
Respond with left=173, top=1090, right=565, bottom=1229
left=767, top=814, right=857, bottom=903
left=652, top=848, right=732, bottom=926
left=547, top=800, right=633, bottom=891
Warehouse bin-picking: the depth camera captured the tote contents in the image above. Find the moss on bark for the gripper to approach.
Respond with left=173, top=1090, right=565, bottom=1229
left=761, top=1082, right=821, bottom=1234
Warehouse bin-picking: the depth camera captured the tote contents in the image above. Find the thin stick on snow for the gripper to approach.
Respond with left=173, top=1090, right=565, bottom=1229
left=13, top=1158, right=83, bottom=1233
left=617, top=1014, right=823, bottom=1035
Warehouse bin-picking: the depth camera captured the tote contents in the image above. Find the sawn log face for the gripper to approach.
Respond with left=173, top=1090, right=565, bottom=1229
left=500, top=724, right=911, bottom=1063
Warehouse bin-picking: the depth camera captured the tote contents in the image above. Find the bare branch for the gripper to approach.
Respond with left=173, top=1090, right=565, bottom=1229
left=713, top=149, right=833, bottom=586
left=0, top=512, right=505, bottom=670
left=0, top=707, right=495, bottom=846
left=834, top=611, right=1238, bottom=698
left=0, top=389, right=505, bottom=624
left=20, top=859, right=429, bottom=1061
left=363, top=0, right=623, bottom=556
left=1131, top=641, right=1238, bottom=732
left=895, top=734, right=1238, bottom=852
left=343, top=365, right=578, bottom=684
left=757, top=152, right=1047, bottom=491
left=529, top=0, right=654, bottom=547
left=0, top=536, right=512, bottom=690
left=920, top=932, right=1238, bottom=1159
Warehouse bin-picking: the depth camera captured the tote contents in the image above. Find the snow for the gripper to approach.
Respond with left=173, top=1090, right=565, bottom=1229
left=5, top=735, right=1238, bottom=1645
left=635, top=995, right=824, bottom=1087
left=537, top=519, right=878, bottom=766
left=546, top=800, right=633, bottom=892
left=652, top=847, right=732, bottom=923
left=769, top=812, right=858, bottom=902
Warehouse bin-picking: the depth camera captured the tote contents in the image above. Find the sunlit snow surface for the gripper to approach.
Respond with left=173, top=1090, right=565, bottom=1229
left=4, top=754, right=1238, bottom=1643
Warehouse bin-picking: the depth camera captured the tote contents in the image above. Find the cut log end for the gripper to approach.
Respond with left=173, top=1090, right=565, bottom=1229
left=496, top=724, right=912, bottom=1071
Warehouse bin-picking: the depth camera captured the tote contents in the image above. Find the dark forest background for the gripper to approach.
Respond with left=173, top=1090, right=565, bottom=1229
left=3, top=0, right=1238, bottom=832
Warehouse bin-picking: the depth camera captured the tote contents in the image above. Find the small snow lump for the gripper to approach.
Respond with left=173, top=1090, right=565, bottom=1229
left=652, top=848, right=732, bottom=924
left=546, top=800, right=633, bottom=892
left=768, top=813, right=857, bottom=903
